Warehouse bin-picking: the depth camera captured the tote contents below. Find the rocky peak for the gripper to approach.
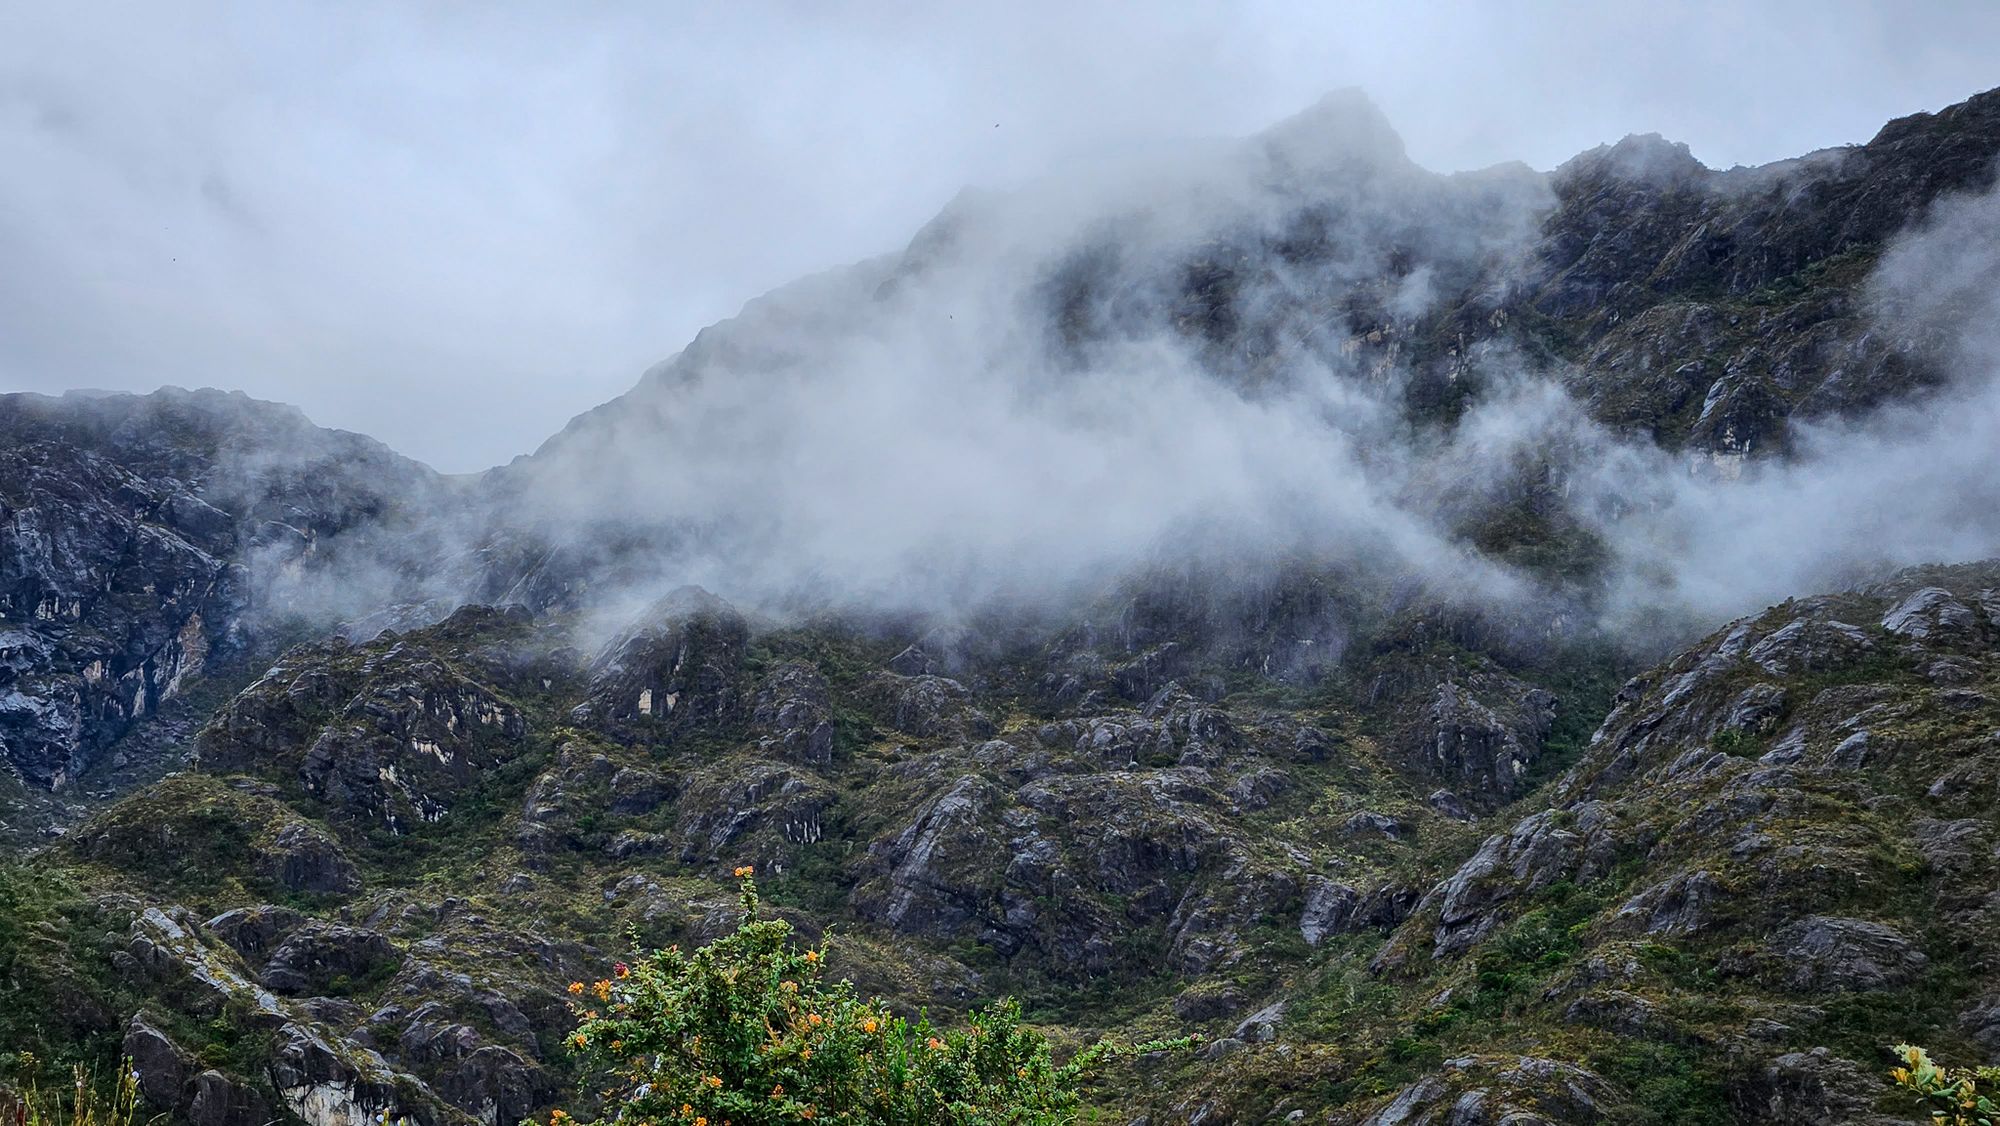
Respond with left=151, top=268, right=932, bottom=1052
left=1555, top=131, right=1710, bottom=190
left=1252, top=87, right=1415, bottom=179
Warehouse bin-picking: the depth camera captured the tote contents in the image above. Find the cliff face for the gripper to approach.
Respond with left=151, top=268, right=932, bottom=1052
left=4, top=88, right=2000, bottom=1126
left=0, top=388, right=447, bottom=799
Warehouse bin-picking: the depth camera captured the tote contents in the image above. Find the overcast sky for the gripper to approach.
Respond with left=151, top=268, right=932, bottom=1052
left=3, top=2, right=1996, bottom=472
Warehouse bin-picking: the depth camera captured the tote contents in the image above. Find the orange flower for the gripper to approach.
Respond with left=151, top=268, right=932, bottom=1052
left=733, top=865, right=755, bottom=878
left=704, top=1075, right=722, bottom=1089
left=801, top=1048, right=812, bottom=1060
left=593, top=980, right=613, bottom=1001
left=570, top=1033, right=588, bottom=1048
left=770, top=1085, right=784, bottom=1098
left=613, top=962, right=630, bottom=978
left=861, top=1018, right=877, bottom=1033
left=694, top=1119, right=707, bottom=1126
left=803, top=950, right=818, bottom=963
left=680, top=1105, right=692, bottom=1117
left=925, top=1037, right=943, bottom=1051
left=566, top=982, right=584, bottom=995
left=807, top=1013, right=822, bottom=1026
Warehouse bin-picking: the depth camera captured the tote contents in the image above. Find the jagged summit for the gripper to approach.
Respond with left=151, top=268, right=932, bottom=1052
left=1253, top=86, right=1414, bottom=175
left=1555, top=131, right=1708, bottom=185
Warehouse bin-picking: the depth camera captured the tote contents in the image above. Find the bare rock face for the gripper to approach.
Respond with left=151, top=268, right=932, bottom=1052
left=752, top=661, right=837, bottom=765
left=185, top=1068, right=278, bottom=1126
left=205, top=905, right=308, bottom=961
left=1766, top=915, right=1928, bottom=992
left=260, top=922, right=401, bottom=996
left=112, top=888, right=567, bottom=1126
left=263, top=822, right=364, bottom=894
left=0, top=389, right=444, bottom=794
left=672, top=761, right=837, bottom=866
left=1425, top=810, right=1587, bottom=956
left=571, top=586, right=751, bottom=740
left=864, top=672, right=995, bottom=742
left=1394, top=672, right=1557, bottom=809
left=0, top=440, right=231, bottom=789
left=1880, top=586, right=1980, bottom=641
left=1731, top=1047, right=1906, bottom=1126
left=1357, top=1055, right=1624, bottom=1126
left=860, top=773, right=1005, bottom=937
left=197, top=629, right=530, bottom=832
left=124, top=1013, right=196, bottom=1111
left=1613, top=869, right=1728, bottom=936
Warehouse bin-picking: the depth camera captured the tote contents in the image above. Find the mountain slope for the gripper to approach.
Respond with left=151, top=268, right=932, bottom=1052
left=1169, top=562, right=2000, bottom=1123
left=4, top=86, right=2000, bottom=1126
left=0, top=388, right=447, bottom=830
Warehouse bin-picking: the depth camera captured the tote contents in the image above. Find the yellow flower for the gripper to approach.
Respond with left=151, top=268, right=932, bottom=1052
left=680, top=1105, right=692, bottom=1117
left=1017, top=1068, right=1028, bottom=1078
left=781, top=981, right=798, bottom=993
left=694, top=1119, right=707, bottom=1126
left=593, top=980, right=613, bottom=1001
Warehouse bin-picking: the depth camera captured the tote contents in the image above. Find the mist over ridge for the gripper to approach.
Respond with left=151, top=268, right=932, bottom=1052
left=212, top=85, right=2000, bottom=662
left=11, top=35, right=2000, bottom=1124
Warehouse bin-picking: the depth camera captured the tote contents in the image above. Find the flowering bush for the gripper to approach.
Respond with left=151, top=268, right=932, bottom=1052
left=546, top=869, right=1184, bottom=1126
left=1888, top=1043, right=2000, bottom=1126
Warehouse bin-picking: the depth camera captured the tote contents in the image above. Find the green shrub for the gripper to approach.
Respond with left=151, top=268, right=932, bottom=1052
left=1708, top=729, right=1755, bottom=756
left=546, top=870, right=1185, bottom=1126
left=1887, top=1043, right=1999, bottom=1126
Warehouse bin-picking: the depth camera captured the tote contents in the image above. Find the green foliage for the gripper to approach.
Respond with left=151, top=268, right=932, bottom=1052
left=1446, top=879, right=1604, bottom=1022
left=0, top=1056, right=146, bottom=1126
left=0, top=864, right=125, bottom=1077
left=1595, top=1041, right=1730, bottom=1126
left=548, top=873, right=1186, bottom=1126
left=1888, top=1043, right=2000, bottom=1126
left=1708, top=728, right=1756, bottom=756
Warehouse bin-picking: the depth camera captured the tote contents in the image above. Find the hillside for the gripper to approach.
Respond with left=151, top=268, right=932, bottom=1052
left=5, top=86, right=2000, bottom=1126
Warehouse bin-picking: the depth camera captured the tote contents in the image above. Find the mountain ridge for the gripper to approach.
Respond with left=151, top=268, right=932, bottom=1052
left=5, top=84, right=2000, bottom=1126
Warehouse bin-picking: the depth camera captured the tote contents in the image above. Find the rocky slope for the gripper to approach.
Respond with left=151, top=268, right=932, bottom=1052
left=1170, top=562, right=2000, bottom=1124
left=4, top=87, right=2000, bottom=1126
left=0, top=389, right=446, bottom=834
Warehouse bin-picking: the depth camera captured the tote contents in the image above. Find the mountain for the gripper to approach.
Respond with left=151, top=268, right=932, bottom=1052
left=0, top=388, right=448, bottom=814
left=4, top=87, right=2000, bottom=1126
